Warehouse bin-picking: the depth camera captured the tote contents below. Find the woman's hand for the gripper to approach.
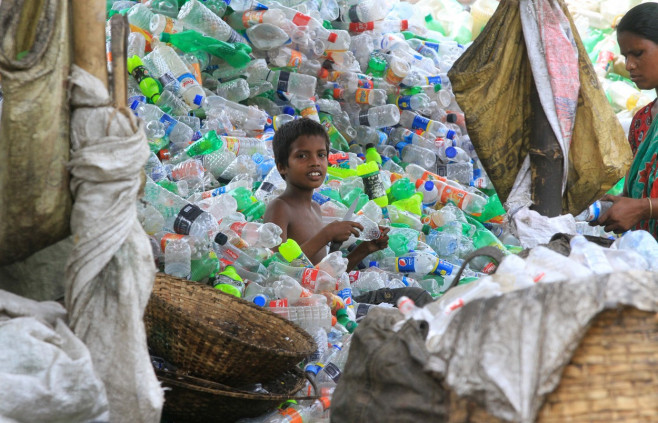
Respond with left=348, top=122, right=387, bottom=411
left=323, top=220, right=364, bottom=243
left=595, top=194, right=650, bottom=233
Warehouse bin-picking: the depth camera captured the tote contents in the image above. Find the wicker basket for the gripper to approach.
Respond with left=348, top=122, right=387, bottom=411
left=447, top=307, right=658, bottom=422
left=145, top=273, right=316, bottom=386
left=158, top=367, right=307, bottom=423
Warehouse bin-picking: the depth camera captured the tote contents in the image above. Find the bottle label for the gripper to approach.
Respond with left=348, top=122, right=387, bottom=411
left=400, top=20, right=409, bottom=31
left=348, top=271, right=360, bottom=283
left=242, top=10, right=265, bottom=28
left=411, top=114, right=430, bottom=131
left=395, top=257, right=416, bottom=273
left=432, top=259, right=454, bottom=276
left=229, top=221, right=248, bottom=235
left=358, top=112, right=370, bottom=126
left=164, top=17, right=176, bottom=34
left=223, top=136, right=240, bottom=154
left=347, top=5, right=361, bottom=22
left=159, top=113, right=178, bottom=136
left=332, top=87, right=344, bottom=100
left=361, top=173, right=386, bottom=201
left=227, top=30, right=246, bottom=44
left=130, top=64, right=151, bottom=84
left=300, top=107, right=316, bottom=118
left=354, top=88, right=372, bottom=105
left=301, top=268, right=318, bottom=290
left=425, top=75, right=442, bottom=86
left=279, top=408, right=302, bottom=423
left=160, top=233, right=185, bottom=252
left=159, top=71, right=177, bottom=88
left=424, top=42, right=440, bottom=52
left=312, top=192, right=331, bottom=205
left=177, top=73, right=197, bottom=90
left=439, top=185, right=467, bottom=208
left=349, top=22, right=374, bottom=32
left=277, top=71, right=290, bottom=93
left=292, top=12, right=311, bottom=26
left=385, top=67, right=405, bottom=85
left=337, top=288, right=353, bottom=308
left=323, top=362, right=343, bottom=382
left=396, top=95, right=413, bottom=110
left=173, top=204, right=204, bottom=235
left=260, top=181, right=275, bottom=193
left=269, top=298, right=289, bottom=308
left=286, top=50, right=303, bottom=68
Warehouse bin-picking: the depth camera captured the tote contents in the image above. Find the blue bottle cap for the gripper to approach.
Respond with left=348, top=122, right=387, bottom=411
left=194, top=94, right=203, bottom=106
left=368, top=261, right=378, bottom=268
left=446, top=129, right=456, bottom=140
left=424, top=180, right=434, bottom=191
left=283, top=106, right=295, bottom=115
left=445, top=146, right=457, bottom=158
left=252, top=294, right=267, bottom=307
left=252, top=152, right=264, bottom=164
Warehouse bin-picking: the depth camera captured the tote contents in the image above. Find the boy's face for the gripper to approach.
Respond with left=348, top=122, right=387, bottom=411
left=277, top=134, right=328, bottom=190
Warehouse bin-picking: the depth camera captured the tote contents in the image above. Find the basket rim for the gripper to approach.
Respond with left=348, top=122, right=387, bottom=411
left=156, top=368, right=311, bottom=401
left=151, top=273, right=317, bottom=358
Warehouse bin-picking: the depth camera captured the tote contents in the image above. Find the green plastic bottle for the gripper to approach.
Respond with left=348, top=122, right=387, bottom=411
left=189, top=255, right=220, bottom=282
left=160, top=31, right=252, bottom=68
left=213, top=265, right=245, bottom=297
left=243, top=200, right=266, bottom=222
left=127, top=55, right=162, bottom=103
left=392, top=193, right=423, bottom=216
left=184, top=130, right=224, bottom=156
left=364, top=143, right=382, bottom=166
left=424, top=14, right=446, bottom=36
left=319, top=113, right=350, bottom=152
left=474, top=193, right=506, bottom=223
left=341, top=188, right=369, bottom=213
left=356, top=161, right=388, bottom=207
left=228, top=186, right=254, bottom=211
left=278, top=239, right=314, bottom=268
left=336, top=309, right=358, bottom=333
left=606, top=177, right=625, bottom=196
left=389, top=177, right=416, bottom=201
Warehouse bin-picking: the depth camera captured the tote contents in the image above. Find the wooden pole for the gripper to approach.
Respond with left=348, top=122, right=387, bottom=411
left=72, top=0, right=108, bottom=89
left=529, top=80, right=564, bottom=217
left=110, top=14, right=128, bottom=109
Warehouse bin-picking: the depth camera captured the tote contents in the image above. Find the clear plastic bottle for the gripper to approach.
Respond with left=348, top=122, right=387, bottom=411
left=155, top=90, right=191, bottom=116
left=351, top=104, right=400, bottom=128
left=213, top=232, right=268, bottom=274
left=569, top=235, right=614, bottom=275
left=150, top=14, right=184, bottom=35
left=399, top=110, right=449, bottom=137
left=164, top=237, right=192, bottom=278
left=394, top=93, right=432, bottom=112
left=178, top=0, right=247, bottom=44
left=127, top=3, right=154, bottom=31
left=254, top=167, right=287, bottom=203
left=340, top=0, right=394, bottom=23
left=127, top=32, right=146, bottom=58
left=222, top=219, right=283, bottom=249
left=202, top=148, right=236, bottom=179
left=151, top=44, right=205, bottom=108
left=135, top=103, right=194, bottom=146
left=267, top=295, right=333, bottom=332
left=226, top=8, right=290, bottom=30
left=614, top=230, right=658, bottom=271
left=245, top=23, right=291, bottom=51
left=400, top=144, right=436, bottom=169
left=215, top=78, right=250, bottom=102
left=267, top=47, right=307, bottom=70
left=267, top=261, right=336, bottom=293
left=255, top=69, right=318, bottom=98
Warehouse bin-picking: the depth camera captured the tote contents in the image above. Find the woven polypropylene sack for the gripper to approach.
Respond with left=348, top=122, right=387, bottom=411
left=448, top=0, right=632, bottom=215
left=330, top=307, right=448, bottom=423
left=0, top=0, right=72, bottom=266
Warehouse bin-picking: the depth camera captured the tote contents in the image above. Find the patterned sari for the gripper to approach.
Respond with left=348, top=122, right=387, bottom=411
left=627, top=99, right=658, bottom=236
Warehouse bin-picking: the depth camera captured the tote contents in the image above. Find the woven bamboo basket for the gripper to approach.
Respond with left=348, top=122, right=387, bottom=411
left=447, top=306, right=658, bottom=422
left=158, top=367, right=307, bottom=423
left=145, top=273, right=316, bottom=386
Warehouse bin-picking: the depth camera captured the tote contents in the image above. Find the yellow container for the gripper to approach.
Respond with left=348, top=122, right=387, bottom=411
left=471, top=0, right=499, bottom=39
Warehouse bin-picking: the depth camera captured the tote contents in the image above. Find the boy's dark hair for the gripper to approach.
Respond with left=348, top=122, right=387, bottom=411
left=272, top=118, right=331, bottom=168
left=617, top=3, right=658, bottom=45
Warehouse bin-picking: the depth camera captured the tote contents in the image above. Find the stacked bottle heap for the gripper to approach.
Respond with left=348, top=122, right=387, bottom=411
left=101, top=0, right=657, bottom=420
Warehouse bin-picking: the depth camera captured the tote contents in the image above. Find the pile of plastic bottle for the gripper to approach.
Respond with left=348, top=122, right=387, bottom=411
left=97, top=0, right=655, bottom=421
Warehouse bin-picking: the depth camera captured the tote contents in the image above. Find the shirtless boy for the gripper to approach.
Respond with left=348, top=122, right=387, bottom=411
left=263, top=118, right=389, bottom=271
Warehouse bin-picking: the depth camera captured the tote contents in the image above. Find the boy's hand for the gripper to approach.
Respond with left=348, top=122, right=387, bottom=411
left=361, top=226, right=390, bottom=254
left=324, top=220, right=364, bottom=243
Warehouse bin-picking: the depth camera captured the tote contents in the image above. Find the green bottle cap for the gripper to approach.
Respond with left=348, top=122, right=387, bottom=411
left=279, top=239, right=303, bottom=262
left=214, top=283, right=242, bottom=297
left=356, top=161, right=379, bottom=177
left=219, top=265, right=243, bottom=282
left=160, top=32, right=172, bottom=43
left=422, top=224, right=432, bottom=235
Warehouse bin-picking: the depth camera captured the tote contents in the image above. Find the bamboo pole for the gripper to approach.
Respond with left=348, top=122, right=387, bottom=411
left=72, top=0, right=108, bottom=89
left=110, top=14, right=128, bottom=109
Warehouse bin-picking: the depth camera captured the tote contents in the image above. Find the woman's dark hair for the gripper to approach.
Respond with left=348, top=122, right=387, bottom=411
left=272, top=118, right=330, bottom=169
left=617, top=3, right=658, bottom=44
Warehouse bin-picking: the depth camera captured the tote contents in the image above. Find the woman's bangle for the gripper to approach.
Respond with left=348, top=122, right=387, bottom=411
left=648, top=197, right=653, bottom=220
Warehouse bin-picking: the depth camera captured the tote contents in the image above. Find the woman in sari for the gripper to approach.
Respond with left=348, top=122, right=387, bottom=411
left=597, top=3, right=658, bottom=236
